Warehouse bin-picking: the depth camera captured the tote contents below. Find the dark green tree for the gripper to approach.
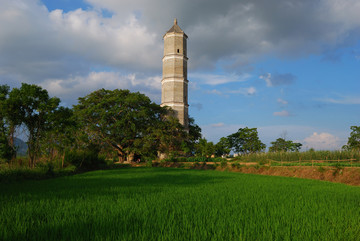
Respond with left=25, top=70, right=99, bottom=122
left=269, top=138, right=302, bottom=152
left=342, top=126, right=360, bottom=151
left=227, top=127, right=266, bottom=154
left=215, top=137, right=231, bottom=157
left=181, top=117, right=202, bottom=156
left=195, top=138, right=215, bottom=157
left=74, top=89, right=168, bottom=162
left=41, top=107, right=76, bottom=167
left=8, top=83, right=60, bottom=167
left=0, top=85, right=15, bottom=161
left=150, top=115, right=188, bottom=159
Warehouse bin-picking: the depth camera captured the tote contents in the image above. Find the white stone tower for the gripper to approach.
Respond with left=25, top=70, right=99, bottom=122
left=161, top=18, right=189, bottom=129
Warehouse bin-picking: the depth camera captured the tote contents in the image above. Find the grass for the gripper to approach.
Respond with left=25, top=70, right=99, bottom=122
left=1, top=168, right=360, bottom=240
left=233, top=150, right=360, bottom=163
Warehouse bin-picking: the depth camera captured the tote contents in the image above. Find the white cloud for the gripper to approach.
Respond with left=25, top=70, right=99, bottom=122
left=0, top=0, right=162, bottom=84
left=303, top=132, right=341, bottom=150
left=259, top=73, right=272, bottom=87
left=206, top=89, right=223, bottom=95
left=2, top=0, right=360, bottom=85
left=48, top=8, right=162, bottom=69
left=40, top=71, right=161, bottom=105
left=191, top=73, right=251, bottom=86
left=260, top=73, right=295, bottom=87
left=228, top=87, right=256, bottom=96
left=210, top=123, right=225, bottom=127
left=2, top=0, right=360, bottom=111
left=319, top=96, right=360, bottom=105
left=277, top=98, right=288, bottom=105
left=273, top=110, right=291, bottom=117
left=206, top=87, right=256, bottom=96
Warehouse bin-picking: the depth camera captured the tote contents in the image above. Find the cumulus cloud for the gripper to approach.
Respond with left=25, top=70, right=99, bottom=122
left=2, top=0, right=360, bottom=106
left=303, top=132, right=341, bottom=150
left=260, top=73, right=296, bottom=87
left=0, top=0, right=162, bottom=84
left=40, top=71, right=161, bottom=105
left=273, top=110, right=291, bottom=117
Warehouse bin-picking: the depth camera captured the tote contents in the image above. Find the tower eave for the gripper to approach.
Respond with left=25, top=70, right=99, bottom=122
left=163, top=32, right=188, bottom=39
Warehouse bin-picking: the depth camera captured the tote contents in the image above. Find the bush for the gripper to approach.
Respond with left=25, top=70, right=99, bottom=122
left=146, top=160, right=153, bottom=167
left=64, top=149, right=106, bottom=170
left=220, top=159, right=228, bottom=168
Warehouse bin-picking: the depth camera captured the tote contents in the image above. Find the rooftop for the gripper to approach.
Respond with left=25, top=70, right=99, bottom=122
left=165, top=18, right=188, bottom=38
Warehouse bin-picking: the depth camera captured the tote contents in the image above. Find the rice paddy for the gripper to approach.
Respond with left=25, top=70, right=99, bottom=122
left=1, top=168, right=359, bottom=240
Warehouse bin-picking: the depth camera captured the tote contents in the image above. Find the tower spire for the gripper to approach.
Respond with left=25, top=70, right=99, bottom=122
left=174, top=18, right=177, bottom=25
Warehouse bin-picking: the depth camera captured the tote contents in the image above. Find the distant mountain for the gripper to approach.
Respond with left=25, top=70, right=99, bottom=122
left=14, top=138, right=27, bottom=156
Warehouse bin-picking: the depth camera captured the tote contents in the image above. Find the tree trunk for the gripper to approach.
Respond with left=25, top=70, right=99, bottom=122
left=117, top=150, right=125, bottom=163
left=126, top=152, right=134, bottom=163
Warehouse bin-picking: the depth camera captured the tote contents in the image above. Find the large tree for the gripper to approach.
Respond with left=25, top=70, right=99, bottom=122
left=343, top=126, right=360, bottom=151
left=8, top=83, right=60, bottom=167
left=41, top=106, right=76, bottom=167
left=195, top=138, right=215, bottom=157
left=269, top=138, right=302, bottom=152
left=74, top=89, right=169, bottom=162
left=227, top=127, right=266, bottom=154
left=0, top=84, right=22, bottom=157
left=215, top=137, right=231, bottom=157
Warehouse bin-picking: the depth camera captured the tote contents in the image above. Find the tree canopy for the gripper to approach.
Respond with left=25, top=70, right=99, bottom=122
left=8, top=83, right=61, bottom=166
left=0, top=85, right=15, bottom=160
left=74, top=89, right=186, bottom=162
left=269, top=138, right=302, bottom=152
left=227, top=127, right=266, bottom=154
left=343, top=126, right=360, bottom=151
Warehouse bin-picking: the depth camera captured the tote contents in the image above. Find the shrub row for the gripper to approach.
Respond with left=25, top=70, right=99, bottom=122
left=233, top=150, right=360, bottom=162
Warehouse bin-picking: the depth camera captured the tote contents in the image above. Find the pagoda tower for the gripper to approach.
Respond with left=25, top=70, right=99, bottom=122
left=161, top=18, right=189, bottom=129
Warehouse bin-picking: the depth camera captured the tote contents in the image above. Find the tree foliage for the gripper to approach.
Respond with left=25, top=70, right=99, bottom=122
left=0, top=85, right=15, bottom=161
left=343, top=126, right=360, bottom=151
left=74, top=89, right=170, bottom=162
left=181, top=117, right=202, bottom=156
left=269, top=138, right=302, bottom=152
left=8, top=83, right=61, bottom=166
left=227, top=127, right=266, bottom=154
left=41, top=106, right=76, bottom=166
left=195, top=138, right=215, bottom=157
left=215, top=137, right=231, bottom=157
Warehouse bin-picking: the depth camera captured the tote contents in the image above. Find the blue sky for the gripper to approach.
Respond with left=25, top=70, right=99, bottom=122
left=1, top=0, right=359, bottom=150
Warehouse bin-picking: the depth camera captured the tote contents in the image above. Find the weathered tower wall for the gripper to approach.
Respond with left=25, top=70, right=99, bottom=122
left=161, top=19, right=189, bottom=129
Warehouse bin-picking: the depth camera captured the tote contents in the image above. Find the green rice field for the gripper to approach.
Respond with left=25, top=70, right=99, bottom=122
left=1, top=168, right=359, bottom=241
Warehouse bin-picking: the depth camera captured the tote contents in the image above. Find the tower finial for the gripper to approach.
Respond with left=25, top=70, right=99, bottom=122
left=174, top=18, right=177, bottom=25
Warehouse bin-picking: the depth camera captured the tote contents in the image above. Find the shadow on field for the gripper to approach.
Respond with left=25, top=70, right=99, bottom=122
left=1, top=167, right=230, bottom=202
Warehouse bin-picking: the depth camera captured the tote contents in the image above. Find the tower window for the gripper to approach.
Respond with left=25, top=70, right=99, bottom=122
left=177, top=49, right=180, bottom=53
